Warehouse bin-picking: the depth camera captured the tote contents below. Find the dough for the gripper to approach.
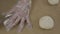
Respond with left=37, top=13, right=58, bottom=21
left=39, top=16, right=54, bottom=29
left=48, top=0, right=59, bottom=5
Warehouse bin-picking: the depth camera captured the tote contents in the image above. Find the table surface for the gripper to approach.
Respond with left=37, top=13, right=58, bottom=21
left=0, top=0, right=60, bottom=34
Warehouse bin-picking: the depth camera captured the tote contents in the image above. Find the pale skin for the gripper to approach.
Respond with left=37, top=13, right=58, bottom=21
left=3, top=0, right=32, bottom=32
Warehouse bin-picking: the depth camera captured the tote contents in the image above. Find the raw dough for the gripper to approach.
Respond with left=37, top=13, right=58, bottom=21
left=48, top=0, right=59, bottom=5
left=39, top=16, right=54, bottom=29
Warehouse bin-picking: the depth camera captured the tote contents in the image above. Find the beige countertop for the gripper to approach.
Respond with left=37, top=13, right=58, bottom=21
left=0, top=0, right=60, bottom=34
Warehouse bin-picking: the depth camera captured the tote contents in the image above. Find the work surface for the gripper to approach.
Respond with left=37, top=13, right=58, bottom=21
left=0, top=0, right=60, bottom=34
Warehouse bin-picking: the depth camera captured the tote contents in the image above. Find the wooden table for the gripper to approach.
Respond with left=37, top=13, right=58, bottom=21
left=0, top=0, right=60, bottom=34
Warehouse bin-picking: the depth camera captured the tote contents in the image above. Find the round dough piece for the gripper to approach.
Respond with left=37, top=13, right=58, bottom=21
left=48, top=0, right=59, bottom=5
left=39, top=16, right=54, bottom=29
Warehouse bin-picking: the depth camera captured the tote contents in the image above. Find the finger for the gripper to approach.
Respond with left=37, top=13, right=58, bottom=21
left=6, top=16, right=21, bottom=31
left=5, top=14, right=12, bottom=18
left=10, top=16, right=21, bottom=27
left=25, top=16, right=32, bottom=30
left=3, top=19, right=11, bottom=31
left=4, top=14, right=17, bottom=31
left=5, top=14, right=17, bottom=26
left=17, top=17, right=25, bottom=32
left=3, top=19, right=9, bottom=26
left=2, top=11, right=14, bottom=18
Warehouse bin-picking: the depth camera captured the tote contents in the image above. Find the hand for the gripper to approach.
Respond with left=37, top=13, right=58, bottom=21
left=3, top=0, right=32, bottom=32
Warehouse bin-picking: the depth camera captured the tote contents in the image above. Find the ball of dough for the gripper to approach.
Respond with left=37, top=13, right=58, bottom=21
left=48, top=0, right=59, bottom=5
left=39, top=16, right=54, bottom=29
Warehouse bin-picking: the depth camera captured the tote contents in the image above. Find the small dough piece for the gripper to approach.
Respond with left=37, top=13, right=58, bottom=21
left=48, top=0, right=59, bottom=5
left=39, top=16, right=54, bottom=29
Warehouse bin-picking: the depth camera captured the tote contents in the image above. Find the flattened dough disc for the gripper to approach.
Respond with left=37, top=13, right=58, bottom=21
left=48, top=0, right=59, bottom=5
left=39, top=16, right=54, bottom=29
